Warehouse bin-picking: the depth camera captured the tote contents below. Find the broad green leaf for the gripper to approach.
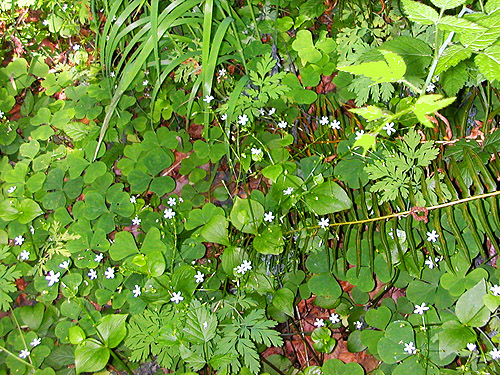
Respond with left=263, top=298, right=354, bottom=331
left=475, top=45, right=500, bottom=81
left=402, top=0, right=439, bottom=25
left=200, top=215, right=230, bottom=245
left=377, top=320, right=414, bottom=364
left=438, top=320, right=475, bottom=359
left=68, top=326, right=86, bottom=345
left=430, top=0, right=466, bottom=9
left=441, top=61, right=468, bottom=96
left=312, top=327, right=336, bottom=353
left=183, top=300, right=217, bottom=344
left=339, top=50, right=406, bottom=84
left=75, top=340, right=110, bottom=374
left=304, top=181, right=352, bottom=215
left=436, top=44, right=472, bottom=75
left=486, top=0, right=500, bottom=14
left=365, top=306, right=392, bottom=330
left=353, top=133, right=377, bottom=153
left=438, top=16, right=486, bottom=32
left=272, top=288, right=295, bottom=317
left=253, top=225, right=284, bottom=255
left=413, top=95, right=456, bottom=128
left=18, top=199, right=43, bottom=224
left=141, top=227, right=166, bottom=255
left=455, top=279, right=490, bottom=326
left=308, top=273, right=342, bottom=300
left=291, top=30, right=322, bottom=63
left=322, top=359, right=364, bottom=375
left=349, top=106, right=389, bottom=121
left=97, top=314, right=128, bottom=348
left=109, top=231, right=139, bottom=261
left=229, top=197, right=264, bottom=235
left=19, top=303, right=44, bottom=330
left=460, top=14, right=500, bottom=51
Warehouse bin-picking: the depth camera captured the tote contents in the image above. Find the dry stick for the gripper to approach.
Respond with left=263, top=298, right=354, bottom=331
left=286, top=190, right=500, bottom=234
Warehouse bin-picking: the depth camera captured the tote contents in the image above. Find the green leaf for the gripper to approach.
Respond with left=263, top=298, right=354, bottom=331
left=436, top=45, right=472, bottom=75
left=459, top=13, right=500, bottom=51
left=322, top=359, right=364, bottom=375
left=183, top=300, right=218, bottom=344
left=200, top=215, right=230, bottom=245
left=97, top=314, right=128, bottom=348
left=455, top=279, right=490, bottom=327
left=413, top=95, right=456, bottom=127
left=20, top=303, right=44, bottom=330
left=253, top=225, right=284, bottom=255
left=350, top=106, right=389, bottom=121
left=229, top=197, right=264, bottom=235
left=292, top=30, right=322, bottom=63
left=486, top=0, right=500, bottom=14
left=304, top=181, right=352, bottom=215
left=430, top=0, right=466, bottom=10
left=438, top=320, right=475, bottom=359
left=308, top=273, right=342, bottom=300
left=365, top=306, right=392, bottom=330
left=377, top=320, right=414, bottom=364
left=75, top=340, right=110, bottom=374
left=339, top=50, right=406, bottom=84
left=109, top=231, right=139, bottom=261
left=438, top=16, right=486, bottom=32
left=18, top=199, right=43, bottom=224
left=272, top=288, right=295, bottom=317
left=402, top=0, right=439, bottom=25
left=69, top=326, right=86, bottom=345
left=441, top=61, right=468, bottom=96
left=475, top=45, right=500, bottom=81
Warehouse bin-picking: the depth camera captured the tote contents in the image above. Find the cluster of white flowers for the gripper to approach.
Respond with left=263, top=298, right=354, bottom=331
left=235, top=260, right=252, bottom=275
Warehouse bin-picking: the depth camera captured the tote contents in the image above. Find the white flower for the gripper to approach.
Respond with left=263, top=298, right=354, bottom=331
left=251, top=147, right=262, bottom=156
left=318, top=217, right=330, bottom=229
left=7, top=186, right=16, bottom=194
left=167, top=197, right=176, bottom=206
left=268, top=108, right=276, bottom=116
left=104, top=267, right=115, bottom=279
left=88, top=269, right=97, bottom=280
left=30, top=338, right=41, bottom=347
left=355, top=130, right=365, bottom=140
left=427, top=230, right=439, bottom=243
left=425, top=257, right=436, bottom=269
left=221, top=114, right=227, bottom=121
left=219, top=68, right=226, bottom=77
left=277, top=120, right=288, bottom=129
left=14, top=235, right=25, bottom=246
left=426, top=82, right=435, bottom=93
left=238, top=114, right=249, bottom=126
left=264, top=211, right=275, bottom=222
left=329, top=313, right=340, bottom=324
left=29, top=226, right=35, bottom=234
left=355, top=320, right=363, bottom=330
left=110, top=71, right=115, bottom=77
left=283, top=187, right=294, bottom=196
left=383, top=122, right=396, bottom=136
left=241, top=260, right=252, bottom=272
left=19, top=250, right=30, bottom=261
left=164, top=208, right=176, bottom=219
left=130, top=196, right=136, bottom=203
left=388, top=229, right=405, bottom=239
left=170, top=291, right=184, bottom=304
left=59, top=260, right=70, bottom=269
left=319, top=116, right=329, bottom=125
left=132, top=216, right=141, bottom=226
left=414, top=303, right=430, bottom=315
left=45, top=270, right=60, bottom=287
left=491, top=284, right=500, bottom=296
left=404, top=342, right=417, bottom=355
left=72, top=44, right=80, bottom=51
left=330, top=120, right=341, bottom=130
left=258, top=108, right=266, bottom=116
left=142, top=80, right=149, bottom=86
left=133, top=285, right=141, bottom=297
left=203, top=95, right=214, bottom=103
left=94, top=253, right=103, bottom=262
left=19, top=349, right=30, bottom=359
left=42, top=20, right=49, bottom=26
left=62, top=4, right=68, bottom=11
left=491, top=347, right=500, bottom=360
left=314, top=318, right=325, bottom=328
left=0, top=110, right=4, bottom=118
left=467, top=343, right=477, bottom=351
left=194, top=271, right=204, bottom=283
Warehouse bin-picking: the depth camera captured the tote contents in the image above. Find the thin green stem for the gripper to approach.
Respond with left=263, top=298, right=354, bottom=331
left=0, top=344, right=36, bottom=369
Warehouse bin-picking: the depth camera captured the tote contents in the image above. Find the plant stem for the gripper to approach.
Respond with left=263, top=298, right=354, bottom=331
left=0, top=344, right=36, bottom=369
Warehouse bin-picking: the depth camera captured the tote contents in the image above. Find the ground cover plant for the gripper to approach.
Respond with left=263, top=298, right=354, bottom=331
left=2, top=0, right=500, bottom=374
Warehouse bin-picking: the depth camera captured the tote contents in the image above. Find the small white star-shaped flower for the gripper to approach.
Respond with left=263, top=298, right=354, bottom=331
left=258, top=108, right=266, bottom=116
left=404, top=342, right=417, bottom=355
left=133, top=285, right=141, bottom=297
left=7, top=186, right=16, bottom=193
left=167, top=197, right=176, bottom=206
left=355, top=130, right=365, bottom=140
left=164, top=208, right=176, bottom=219
left=330, top=120, right=341, bottom=130
left=45, top=270, right=60, bottom=287
left=142, top=80, right=149, bottom=86
left=29, top=226, right=35, bottom=234
left=30, top=338, right=41, bottom=347
left=88, top=269, right=97, bottom=280
left=59, top=260, right=70, bottom=269
left=219, top=68, right=226, bottom=77
left=238, top=114, right=249, bottom=126
left=0, top=110, right=4, bottom=118
left=491, top=347, right=500, bottom=359
left=72, top=44, right=80, bottom=51
left=314, top=318, right=325, bottom=328
left=132, top=216, right=141, bottom=226
left=319, top=116, right=329, bottom=125
left=355, top=320, right=363, bottom=330
left=277, top=120, right=288, bottom=129
left=414, top=303, right=430, bottom=315
left=19, top=250, right=30, bottom=261
left=14, top=235, right=25, bottom=246
left=94, top=253, right=103, bottom=262
left=283, top=187, right=294, bottom=196
left=264, top=211, right=275, bottom=222
left=220, top=114, right=227, bottom=121
left=426, top=82, right=435, bottom=93
left=268, top=108, right=276, bottom=116
left=194, top=271, right=204, bottom=283
left=491, top=284, right=500, bottom=296
left=425, top=257, right=436, bottom=269
left=427, top=230, right=439, bottom=243
left=130, top=196, right=136, bottom=203
left=251, top=147, right=262, bottom=155
left=170, top=291, right=184, bottom=304
left=467, top=343, right=477, bottom=351
left=104, top=267, right=115, bottom=279
left=110, top=71, right=115, bottom=77
left=329, top=313, right=340, bottom=324
left=42, top=20, right=49, bottom=26
left=241, top=260, right=252, bottom=272
left=383, top=122, right=396, bottom=136
left=203, top=95, right=214, bottom=103
left=19, top=349, right=30, bottom=359
left=318, top=217, right=330, bottom=229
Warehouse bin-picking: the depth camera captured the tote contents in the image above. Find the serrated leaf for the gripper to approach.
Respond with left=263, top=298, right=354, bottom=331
left=413, top=95, right=456, bottom=128
left=486, top=0, right=500, bottom=14
left=441, top=61, right=468, bottom=96
left=430, top=0, right=466, bottom=9
left=339, top=50, right=406, bottom=84
left=460, top=14, right=500, bottom=51
left=475, top=45, right=500, bottom=81
left=402, top=0, right=439, bottom=25
left=436, top=45, right=472, bottom=75
left=438, top=16, right=486, bottom=33
left=183, top=300, right=218, bottom=344
left=350, top=106, right=390, bottom=121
